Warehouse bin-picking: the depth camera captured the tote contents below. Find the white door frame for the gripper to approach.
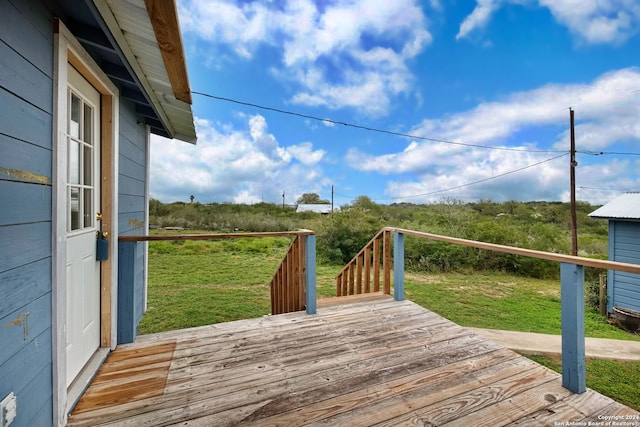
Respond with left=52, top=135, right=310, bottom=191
left=52, top=20, right=119, bottom=427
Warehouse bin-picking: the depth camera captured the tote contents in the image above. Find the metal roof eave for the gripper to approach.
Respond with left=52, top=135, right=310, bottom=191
left=91, top=0, right=197, bottom=144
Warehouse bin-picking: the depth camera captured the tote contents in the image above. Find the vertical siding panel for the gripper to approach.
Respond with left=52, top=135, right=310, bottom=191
left=117, top=98, right=149, bottom=339
left=610, top=220, right=640, bottom=312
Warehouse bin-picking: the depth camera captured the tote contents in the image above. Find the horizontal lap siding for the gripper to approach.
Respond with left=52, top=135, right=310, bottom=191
left=118, top=98, right=148, bottom=332
left=0, top=0, right=54, bottom=425
left=610, top=221, right=640, bottom=313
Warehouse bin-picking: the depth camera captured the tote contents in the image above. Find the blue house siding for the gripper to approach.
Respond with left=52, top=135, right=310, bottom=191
left=117, top=98, right=148, bottom=342
left=608, top=220, right=640, bottom=313
left=0, top=0, right=54, bottom=424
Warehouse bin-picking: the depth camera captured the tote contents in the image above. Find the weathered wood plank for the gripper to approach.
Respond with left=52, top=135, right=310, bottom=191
left=236, top=349, right=522, bottom=427
left=68, top=299, right=640, bottom=427
left=510, top=389, right=621, bottom=426
left=374, top=365, right=558, bottom=427
left=443, top=378, right=572, bottom=427
left=69, top=328, right=494, bottom=425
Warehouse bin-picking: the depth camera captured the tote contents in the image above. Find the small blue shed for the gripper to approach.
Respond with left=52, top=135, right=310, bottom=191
left=589, top=193, right=640, bottom=314
left=0, top=1, right=196, bottom=425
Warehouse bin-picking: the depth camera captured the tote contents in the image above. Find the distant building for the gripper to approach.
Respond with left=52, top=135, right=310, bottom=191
left=296, top=204, right=334, bottom=214
left=589, top=193, right=640, bottom=313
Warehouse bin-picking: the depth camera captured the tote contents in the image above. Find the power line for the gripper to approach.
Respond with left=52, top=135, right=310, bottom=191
left=578, top=150, right=640, bottom=156
left=578, top=186, right=629, bottom=192
left=336, top=153, right=568, bottom=202
left=192, top=91, right=567, bottom=154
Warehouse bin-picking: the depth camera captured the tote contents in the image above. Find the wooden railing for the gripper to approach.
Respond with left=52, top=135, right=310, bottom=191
left=269, top=231, right=316, bottom=315
left=118, top=230, right=316, bottom=344
left=337, top=226, right=640, bottom=395
left=335, top=229, right=392, bottom=297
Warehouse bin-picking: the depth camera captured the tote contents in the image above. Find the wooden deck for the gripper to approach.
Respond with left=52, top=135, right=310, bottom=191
left=68, top=296, right=639, bottom=426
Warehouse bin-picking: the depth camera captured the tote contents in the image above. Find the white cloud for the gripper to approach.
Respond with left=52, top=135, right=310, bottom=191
left=150, top=116, right=327, bottom=203
left=179, top=0, right=432, bottom=116
left=456, top=0, right=501, bottom=40
left=457, top=0, right=640, bottom=44
left=345, top=68, right=640, bottom=203
left=288, top=142, right=326, bottom=165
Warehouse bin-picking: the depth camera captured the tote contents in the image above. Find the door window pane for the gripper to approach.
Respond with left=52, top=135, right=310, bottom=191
left=69, top=140, right=80, bottom=184
left=83, top=104, right=93, bottom=145
left=69, top=93, right=80, bottom=139
left=83, top=189, right=93, bottom=228
left=83, top=146, right=93, bottom=185
left=70, top=187, right=80, bottom=231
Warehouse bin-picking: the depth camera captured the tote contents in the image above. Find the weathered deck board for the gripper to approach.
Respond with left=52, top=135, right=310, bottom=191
left=67, top=297, right=639, bottom=426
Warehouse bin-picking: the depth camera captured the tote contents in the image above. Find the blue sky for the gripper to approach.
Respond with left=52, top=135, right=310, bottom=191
left=150, top=0, right=640, bottom=206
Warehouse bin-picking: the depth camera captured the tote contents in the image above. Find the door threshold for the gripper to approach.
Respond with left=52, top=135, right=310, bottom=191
left=66, top=347, right=110, bottom=414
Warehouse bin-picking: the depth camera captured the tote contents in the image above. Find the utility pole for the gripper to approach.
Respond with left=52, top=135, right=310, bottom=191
left=570, top=108, right=578, bottom=256
left=331, top=185, right=334, bottom=213
left=282, top=191, right=285, bottom=211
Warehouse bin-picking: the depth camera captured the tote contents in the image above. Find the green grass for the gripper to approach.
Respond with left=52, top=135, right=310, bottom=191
left=405, top=271, right=640, bottom=341
left=528, top=355, right=640, bottom=410
left=137, top=235, right=291, bottom=334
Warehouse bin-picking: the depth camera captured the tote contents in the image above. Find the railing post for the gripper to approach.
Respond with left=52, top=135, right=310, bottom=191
left=393, top=232, right=405, bottom=301
left=383, top=230, right=391, bottom=294
left=560, top=262, right=586, bottom=394
left=305, top=234, right=317, bottom=315
left=117, top=241, right=137, bottom=344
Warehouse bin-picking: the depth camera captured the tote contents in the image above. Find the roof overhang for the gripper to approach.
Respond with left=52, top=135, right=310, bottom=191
left=56, top=0, right=197, bottom=144
left=589, top=192, right=640, bottom=220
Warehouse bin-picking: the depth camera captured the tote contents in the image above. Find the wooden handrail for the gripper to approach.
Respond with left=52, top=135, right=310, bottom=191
left=119, top=230, right=314, bottom=242
left=386, top=227, right=640, bottom=275
left=119, top=230, right=316, bottom=322
left=336, top=226, right=640, bottom=296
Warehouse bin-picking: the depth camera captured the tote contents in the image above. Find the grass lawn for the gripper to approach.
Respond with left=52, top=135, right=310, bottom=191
left=404, top=271, right=640, bottom=341
left=528, top=354, right=640, bottom=411
left=138, top=235, right=639, bottom=410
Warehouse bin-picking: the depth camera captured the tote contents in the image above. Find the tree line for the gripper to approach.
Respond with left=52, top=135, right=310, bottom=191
left=149, top=196, right=608, bottom=279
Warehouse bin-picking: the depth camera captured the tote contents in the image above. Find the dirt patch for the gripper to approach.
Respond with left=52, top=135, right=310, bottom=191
left=405, top=273, right=443, bottom=284
left=537, top=289, right=560, bottom=298
left=446, top=285, right=508, bottom=298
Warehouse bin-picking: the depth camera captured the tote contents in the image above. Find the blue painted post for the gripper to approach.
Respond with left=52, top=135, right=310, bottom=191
left=560, top=262, right=586, bottom=393
left=393, top=232, right=405, bottom=301
left=118, top=241, right=137, bottom=344
left=305, top=234, right=317, bottom=315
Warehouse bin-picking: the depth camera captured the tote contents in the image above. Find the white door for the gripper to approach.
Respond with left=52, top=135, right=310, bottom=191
left=66, top=64, right=101, bottom=387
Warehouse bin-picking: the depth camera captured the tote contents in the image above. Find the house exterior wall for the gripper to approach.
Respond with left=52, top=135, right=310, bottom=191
left=608, top=220, right=640, bottom=313
left=0, top=1, right=55, bottom=425
left=117, top=98, right=148, bottom=339
left=1, top=0, right=152, bottom=422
